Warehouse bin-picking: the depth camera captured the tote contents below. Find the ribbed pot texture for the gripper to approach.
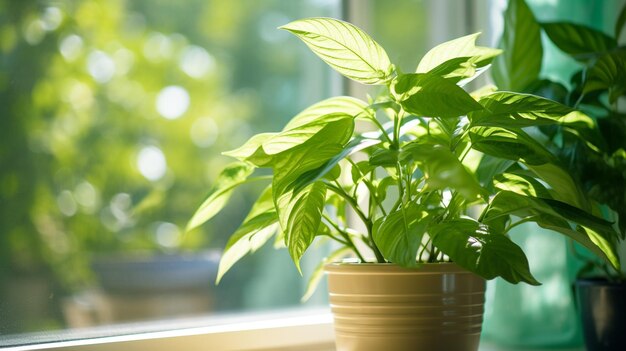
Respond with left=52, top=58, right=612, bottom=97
left=325, top=262, right=486, bottom=351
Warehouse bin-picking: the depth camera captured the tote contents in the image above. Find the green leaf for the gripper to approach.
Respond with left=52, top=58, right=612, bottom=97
left=284, top=96, right=371, bottom=130
left=542, top=22, right=617, bottom=60
left=493, top=172, right=552, bottom=199
left=271, top=118, right=354, bottom=195
left=469, top=92, right=573, bottom=127
left=469, top=127, right=554, bottom=165
left=373, top=204, right=429, bottom=267
left=417, top=33, right=501, bottom=73
left=369, top=147, right=398, bottom=167
left=391, top=73, right=484, bottom=118
left=430, top=219, right=540, bottom=285
left=583, top=49, right=626, bottom=104
left=375, top=177, right=396, bottom=203
left=350, top=160, right=375, bottom=184
left=187, top=162, right=256, bottom=231
left=216, top=186, right=278, bottom=283
left=301, top=247, right=351, bottom=302
left=280, top=17, right=393, bottom=85
left=290, top=138, right=380, bottom=193
left=484, top=191, right=619, bottom=268
left=416, top=33, right=501, bottom=84
left=492, top=0, right=542, bottom=91
left=223, top=133, right=276, bottom=167
left=401, top=143, right=484, bottom=201
left=527, top=163, right=587, bottom=209
left=425, top=57, right=478, bottom=84
left=275, top=181, right=327, bottom=272
left=262, top=113, right=352, bottom=155
left=559, top=111, right=604, bottom=153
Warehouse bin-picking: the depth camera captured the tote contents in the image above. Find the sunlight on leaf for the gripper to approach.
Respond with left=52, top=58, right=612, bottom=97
left=280, top=17, right=393, bottom=85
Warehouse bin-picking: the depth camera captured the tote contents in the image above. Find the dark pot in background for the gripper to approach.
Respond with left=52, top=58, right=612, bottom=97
left=575, top=278, right=626, bottom=351
left=63, top=250, right=220, bottom=327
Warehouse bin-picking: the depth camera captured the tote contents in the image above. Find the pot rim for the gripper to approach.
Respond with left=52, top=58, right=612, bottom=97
left=324, top=261, right=476, bottom=275
left=575, top=277, right=626, bottom=288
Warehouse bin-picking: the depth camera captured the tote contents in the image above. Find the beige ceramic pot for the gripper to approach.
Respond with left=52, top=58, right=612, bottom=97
left=325, top=262, right=486, bottom=351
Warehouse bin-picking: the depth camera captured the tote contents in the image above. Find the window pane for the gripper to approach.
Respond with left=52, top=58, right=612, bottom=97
left=0, top=0, right=339, bottom=343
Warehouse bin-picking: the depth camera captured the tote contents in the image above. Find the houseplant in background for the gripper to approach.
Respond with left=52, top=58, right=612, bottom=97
left=188, top=17, right=621, bottom=351
left=492, top=0, right=626, bottom=349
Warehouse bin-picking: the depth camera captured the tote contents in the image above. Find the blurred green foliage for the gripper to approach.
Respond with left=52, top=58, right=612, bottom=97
left=0, top=0, right=332, bottom=306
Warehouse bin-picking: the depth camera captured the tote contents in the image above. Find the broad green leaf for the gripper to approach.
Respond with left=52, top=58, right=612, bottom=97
left=582, top=225, right=621, bottom=270
left=280, top=18, right=393, bottom=85
left=471, top=85, right=498, bottom=100
left=616, top=4, right=626, bottom=40
left=542, top=22, right=617, bottom=59
left=373, top=204, right=428, bottom=267
left=492, top=0, right=542, bottom=91
left=559, top=111, right=603, bottom=153
left=391, top=73, right=484, bottom=118
left=216, top=186, right=278, bottom=283
left=417, top=33, right=501, bottom=73
left=583, top=49, right=626, bottom=104
left=469, top=127, right=554, bottom=165
left=417, top=33, right=501, bottom=85
left=223, top=133, right=275, bottom=166
left=430, top=219, right=540, bottom=285
left=284, top=96, right=370, bottom=130
left=527, top=163, right=587, bottom=209
left=401, top=143, right=484, bottom=201
left=290, top=138, right=380, bottom=193
left=301, top=247, right=351, bottom=302
left=187, top=162, right=256, bottom=231
left=474, top=154, right=515, bottom=190
left=493, top=172, right=552, bottom=198
left=262, top=113, right=352, bottom=155
left=424, top=56, right=477, bottom=83
left=469, top=92, right=573, bottom=127
left=278, top=181, right=327, bottom=272
left=484, top=191, right=619, bottom=268
left=271, top=118, right=354, bottom=196
left=369, top=147, right=398, bottom=167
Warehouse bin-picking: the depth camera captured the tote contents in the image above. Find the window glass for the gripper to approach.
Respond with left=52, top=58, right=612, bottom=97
left=0, top=0, right=339, bottom=343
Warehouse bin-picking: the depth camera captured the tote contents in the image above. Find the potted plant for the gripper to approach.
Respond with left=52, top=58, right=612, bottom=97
left=188, top=17, right=621, bottom=351
left=491, top=1, right=626, bottom=349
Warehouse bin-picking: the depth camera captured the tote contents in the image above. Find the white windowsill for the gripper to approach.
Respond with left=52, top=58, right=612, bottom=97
left=1, top=308, right=335, bottom=351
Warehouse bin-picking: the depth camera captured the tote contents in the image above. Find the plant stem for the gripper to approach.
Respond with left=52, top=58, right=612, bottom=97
left=503, top=215, right=540, bottom=233
left=418, top=236, right=432, bottom=263
left=326, top=182, right=385, bottom=263
left=366, top=115, right=393, bottom=145
left=346, top=158, right=387, bottom=216
left=395, top=163, right=410, bottom=233
left=323, top=214, right=367, bottom=262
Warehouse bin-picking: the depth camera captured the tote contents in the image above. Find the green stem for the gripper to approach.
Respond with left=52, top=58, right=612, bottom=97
left=395, top=163, right=410, bottom=233
left=326, top=183, right=385, bottom=263
left=346, top=158, right=387, bottom=216
left=503, top=216, right=540, bottom=233
left=366, top=116, right=393, bottom=145
left=323, top=214, right=367, bottom=263
left=418, top=236, right=432, bottom=263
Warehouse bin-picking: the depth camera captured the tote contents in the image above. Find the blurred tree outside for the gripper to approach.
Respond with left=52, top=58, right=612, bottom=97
left=0, top=0, right=339, bottom=333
